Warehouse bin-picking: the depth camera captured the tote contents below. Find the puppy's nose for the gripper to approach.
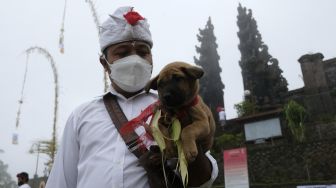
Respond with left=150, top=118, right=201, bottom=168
left=163, top=93, right=172, bottom=101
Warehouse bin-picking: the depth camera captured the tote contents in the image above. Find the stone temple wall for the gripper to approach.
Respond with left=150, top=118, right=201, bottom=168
left=213, top=122, right=336, bottom=187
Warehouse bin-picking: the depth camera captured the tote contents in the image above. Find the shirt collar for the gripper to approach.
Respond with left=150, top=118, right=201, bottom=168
left=105, top=85, right=155, bottom=101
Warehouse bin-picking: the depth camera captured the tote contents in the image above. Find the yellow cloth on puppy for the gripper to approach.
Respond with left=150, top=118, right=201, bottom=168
left=150, top=110, right=188, bottom=188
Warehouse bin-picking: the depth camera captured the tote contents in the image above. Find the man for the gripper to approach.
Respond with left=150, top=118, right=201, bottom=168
left=46, top=6, right=218, bottom=188
left=17, top=172, right=31, bottom=188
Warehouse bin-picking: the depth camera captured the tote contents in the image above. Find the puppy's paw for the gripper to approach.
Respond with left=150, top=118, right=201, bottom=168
left=183, top=143, right=198, bottom=162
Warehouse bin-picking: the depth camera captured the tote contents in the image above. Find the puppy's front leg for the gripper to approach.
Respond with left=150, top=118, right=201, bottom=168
left=181, top=108, right=210, bottom=162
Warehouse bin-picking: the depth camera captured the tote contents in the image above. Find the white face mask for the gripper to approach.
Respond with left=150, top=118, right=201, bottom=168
left=107, top=55, right=153, bottom=92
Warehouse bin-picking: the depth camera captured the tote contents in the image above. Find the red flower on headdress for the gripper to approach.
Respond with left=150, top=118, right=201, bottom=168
left=123, top=10, right=144, bottom=26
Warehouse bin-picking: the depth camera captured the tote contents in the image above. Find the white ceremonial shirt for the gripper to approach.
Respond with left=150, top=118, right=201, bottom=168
left=46, top=88, right=218, bottom=188
left=19, top=184, right=31, bottom=188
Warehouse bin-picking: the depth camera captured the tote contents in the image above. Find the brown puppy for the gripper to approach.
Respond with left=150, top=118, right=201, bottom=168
left=145, top=61, right=215, bottom=162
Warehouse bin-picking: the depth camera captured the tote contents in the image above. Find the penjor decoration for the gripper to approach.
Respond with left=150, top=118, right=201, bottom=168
left=15, top=47, right=59, bottom=171
left=85, top=0, right=108, bottom=92
left=59, top=0, right=67, bottom=54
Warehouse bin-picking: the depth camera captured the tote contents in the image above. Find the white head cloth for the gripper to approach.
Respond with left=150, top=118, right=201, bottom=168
left=99, top=6, right=153, bottom=52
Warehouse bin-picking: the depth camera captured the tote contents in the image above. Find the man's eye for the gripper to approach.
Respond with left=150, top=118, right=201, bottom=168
left=136, top=50, right=150, bottom=57
left=115, top=51, right=129, bottom=58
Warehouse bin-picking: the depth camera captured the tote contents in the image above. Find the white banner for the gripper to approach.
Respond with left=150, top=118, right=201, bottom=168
left=223, top=147, right=249, bottom=188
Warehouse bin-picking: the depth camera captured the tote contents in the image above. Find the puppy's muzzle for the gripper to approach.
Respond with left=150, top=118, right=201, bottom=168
left=163, top=93, right=172, bottom=102
left=161, top=90, right=185, bottom=108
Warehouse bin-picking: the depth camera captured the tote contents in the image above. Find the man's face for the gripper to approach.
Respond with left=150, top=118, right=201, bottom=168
left=99, top=40, right=153, bottom=96
left=104, top=40, right=152, bottom=67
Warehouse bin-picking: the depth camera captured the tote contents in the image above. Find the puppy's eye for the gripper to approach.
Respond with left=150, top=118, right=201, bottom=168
left=172, top=75, right=182, bottom=82
left=157, top=81, right=163, bottom=88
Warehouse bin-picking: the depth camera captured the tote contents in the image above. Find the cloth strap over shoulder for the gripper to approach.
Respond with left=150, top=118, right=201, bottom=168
left=103, top=92, right=148, bottom=158
left=103, top=92, right=184, bottom=188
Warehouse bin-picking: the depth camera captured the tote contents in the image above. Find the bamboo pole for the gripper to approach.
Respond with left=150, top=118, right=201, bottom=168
left=16, top=47, right=59, bottom=170
left=85, top=0, right=109, bottom=92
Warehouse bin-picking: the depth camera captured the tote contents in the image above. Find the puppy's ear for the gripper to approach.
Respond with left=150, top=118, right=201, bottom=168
left=182, top=66, right=204, bottom=79
left=145, top=75, right=159, bottom=93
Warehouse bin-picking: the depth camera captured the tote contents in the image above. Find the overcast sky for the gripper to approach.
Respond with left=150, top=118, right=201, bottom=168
left=1, top=0, right=335, bottom=180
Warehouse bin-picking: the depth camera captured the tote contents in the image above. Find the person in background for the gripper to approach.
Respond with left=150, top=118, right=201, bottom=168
left=217, top=106, right=226, bottom=129
left=46, top=6, right=218, bottom=188
left=16, top=172, right=31, bottom=188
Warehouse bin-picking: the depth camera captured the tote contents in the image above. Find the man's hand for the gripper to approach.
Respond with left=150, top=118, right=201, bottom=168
left=138, top=145, right=162, bottom=171
left=138, top=146, right=184, bottom=188
left=139, top=145, right=212, bottom=187
left=138, top=146, right=169, bottom=188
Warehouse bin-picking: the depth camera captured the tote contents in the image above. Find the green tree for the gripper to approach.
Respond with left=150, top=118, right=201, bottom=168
left=284, top=100, right=307, bottom=142
left=194, top=17, right=225, bottom=124
left=237, top=3, right=288, bottom=107
left=0, top=160, right=16, bottom=188
left=213, top=133, right=244, bottom=151
left=234, top=100, right=257, bottom=117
